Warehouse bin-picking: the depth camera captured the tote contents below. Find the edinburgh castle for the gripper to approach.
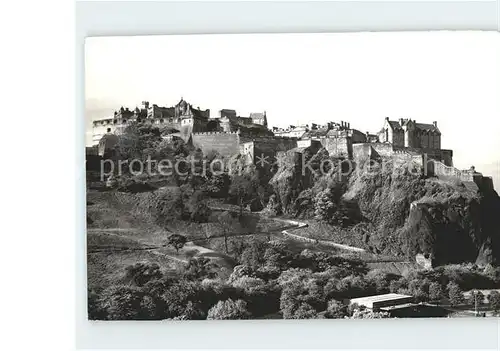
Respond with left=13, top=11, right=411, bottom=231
left=92, top=98, right=493, bottom=191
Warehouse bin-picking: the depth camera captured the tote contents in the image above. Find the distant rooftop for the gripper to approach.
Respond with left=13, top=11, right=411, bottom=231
left=350, top=293, right=413, bottom=305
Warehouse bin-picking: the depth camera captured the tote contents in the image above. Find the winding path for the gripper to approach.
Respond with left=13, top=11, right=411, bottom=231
left=209, top=205, right=367, bottom=253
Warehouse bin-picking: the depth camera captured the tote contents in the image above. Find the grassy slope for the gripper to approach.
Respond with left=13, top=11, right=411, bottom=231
left=87, top=190, right=185, bottom=291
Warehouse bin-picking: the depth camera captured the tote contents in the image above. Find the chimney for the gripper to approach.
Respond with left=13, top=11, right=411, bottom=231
left=399, top=118, right=404, bottom=126
left=385, top=117, right=389, bottom=121
left=433, top=121, right=437, bottom=127
left=347, top=122, right=350, bottom=129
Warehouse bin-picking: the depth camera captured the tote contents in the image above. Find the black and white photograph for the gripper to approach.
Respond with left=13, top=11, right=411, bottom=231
left=85, top=32, right=500, bottom=321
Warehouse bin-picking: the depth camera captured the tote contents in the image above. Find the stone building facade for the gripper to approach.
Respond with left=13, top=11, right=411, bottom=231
left=93, top=100, right=492, bottom=186
left=378, top=117, right=441, bottom=149
left=92, top=99, right=211, bottom=145
left=217, top=110, right=268, bottom=134
left=91, top=106, right=139, bottom=145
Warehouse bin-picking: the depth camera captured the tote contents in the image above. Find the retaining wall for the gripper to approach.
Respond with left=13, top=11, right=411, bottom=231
left=192, top=132, right=240, bottom=158
left=324, top=136, right=352, bottom=158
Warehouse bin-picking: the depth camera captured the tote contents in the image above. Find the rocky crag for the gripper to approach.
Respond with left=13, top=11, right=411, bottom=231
left=269, top=146, right=500, bottom=266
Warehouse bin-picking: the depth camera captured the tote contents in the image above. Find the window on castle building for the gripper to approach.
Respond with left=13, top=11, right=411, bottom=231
left=113, top=119, right=117, bottom=124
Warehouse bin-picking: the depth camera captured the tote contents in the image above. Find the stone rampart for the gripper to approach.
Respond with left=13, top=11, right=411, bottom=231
left=324, top=136, right=352, bottom=158
left=191, top=132, right=240, bottom=158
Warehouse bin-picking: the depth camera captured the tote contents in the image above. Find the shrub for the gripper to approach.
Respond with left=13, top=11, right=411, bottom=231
left=350, top=308, right=390, bottom=319
left=207, top=299, right=251, bottom=320
left=487, top=291, right=500, bottom=314
left=124, top=262, right=163, bottom=287
left=429, top=282, right=444, bottom=301
left=154, top=189, right=185, bottom=224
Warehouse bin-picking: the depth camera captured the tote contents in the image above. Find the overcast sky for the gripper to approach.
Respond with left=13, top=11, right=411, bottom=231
left=85, top=31, right=500, bottom=188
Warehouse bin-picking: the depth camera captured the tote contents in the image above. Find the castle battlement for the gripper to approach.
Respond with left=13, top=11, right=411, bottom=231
left=192, top=131, right=240, bottom=136
left=249, top=136, right=294, bottom=141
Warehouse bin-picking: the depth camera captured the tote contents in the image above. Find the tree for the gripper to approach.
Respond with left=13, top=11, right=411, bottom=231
left=187, top=190, right=211, bottom=223
left=447, top=282, right=465, bottom=306
left=207, top=299, right=251, bottom=320
left=429, top=282, right=444, bottom=302
left=152, top=278, right=206, bottom=319
left=279, top=270, right=326, bottom=319
left=467, top=290, right=484, bottom=307
left=240, top=240, right=268, bottom=268
left=217, top=211, right=241, bottom=253
left=183, top=257, right=218, bottom=280
left=323, top=300, right=348, bottom=319
left=314, top=188, right=337, bottom=221
left=167, top=234, right=187, bottom=254
left=88, top=289, right=106, bottom=320
left=487, top=291, right=500, bottom=314
left=99, top=285, right=148, bottom=320
left=229, top=174, right=257, bottom=217
left=408, top=278, right=430, bottom=303
left=366, top=270, right=398, bottom=294
left=205, top=173, right=230, bottom=198
left=124, top=262, right=163, bottom=287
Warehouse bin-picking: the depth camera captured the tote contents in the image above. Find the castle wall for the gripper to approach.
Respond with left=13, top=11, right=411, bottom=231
left=324, top=136, right=352, bottom=158
left=191, top=132, right=240, bottom=158
left=370, top=143, right=395, bottom=157
left=297, top=139, right=312, bottom=148
left=252, top=137, right=298, bottom=157
left=422, top=149, right=453, bottom=167
left=425, top=158, right=473, bottom=183
left=92, top=120, right=133, bottom=145
left=416, top=131, right=441, bottom=150
left=297, top=139, right=322, bottom=150
left=352, top=143, right=373, bottom=163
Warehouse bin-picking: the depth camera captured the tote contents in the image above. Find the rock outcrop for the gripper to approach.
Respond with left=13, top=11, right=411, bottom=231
left=269, top=147, right=500, bottom=265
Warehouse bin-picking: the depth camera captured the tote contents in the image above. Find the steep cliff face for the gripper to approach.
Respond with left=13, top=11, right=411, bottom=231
left=268, top=148, right=320, bottom=214
left=269, top=147, right=500, bottom=265
left=345, top=162, right=500, bottom=264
